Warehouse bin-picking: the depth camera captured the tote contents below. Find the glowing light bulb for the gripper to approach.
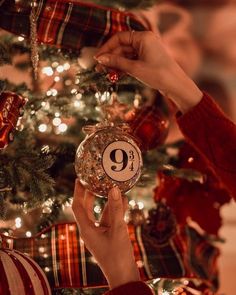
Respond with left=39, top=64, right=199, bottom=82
left=56, top=65, right=64, bottom=73
left=94, top=205, right=101, bottom=214
left=54, top=76, right=60, bottom=82
left=52, top=117, right=61, bottom=126
left=74, top=100, right=81, bottom=108
left=137, top=202, right=144, bottom=210
left=58, top=123, right=68, bottom=133
left=18, top=36, right=24, bottom=41
left=38, top=124, right=47, bottom=133
left=42, top=66, right=54, bottom=76
left=63, top=63, right=70, bottom=70
left=129, top=200, right=136, bottom=207
left=26, top=231, right=32, bottom=237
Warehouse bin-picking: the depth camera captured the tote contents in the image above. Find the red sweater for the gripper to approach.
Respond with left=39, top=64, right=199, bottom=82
left=104, top=93, right=236, bottom=295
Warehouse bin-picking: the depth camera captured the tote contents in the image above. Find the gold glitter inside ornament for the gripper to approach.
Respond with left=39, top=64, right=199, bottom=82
left=75, top=124, right=143, bottom=197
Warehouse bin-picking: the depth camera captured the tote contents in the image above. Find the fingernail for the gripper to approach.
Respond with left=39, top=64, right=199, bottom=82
left=96, top=55, right=110, bottom=65
left=111, top=186, right=120, bottom=201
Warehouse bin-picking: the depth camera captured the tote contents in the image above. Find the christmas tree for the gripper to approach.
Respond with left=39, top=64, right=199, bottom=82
left=0, top=0, right=232, bottom=294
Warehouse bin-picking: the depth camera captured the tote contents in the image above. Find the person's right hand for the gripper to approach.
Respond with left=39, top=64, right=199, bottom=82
left=95, top=31, right=202, bottom=114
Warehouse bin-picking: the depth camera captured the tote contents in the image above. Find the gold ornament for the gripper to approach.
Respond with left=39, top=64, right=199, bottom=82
left=30, top=1, right=39, bottom=80
left=75, top=123, right=143, bottom=197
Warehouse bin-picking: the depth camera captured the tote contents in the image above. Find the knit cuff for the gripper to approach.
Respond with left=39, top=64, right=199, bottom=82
left=104, top=281, right=153, bottom=295
left=176, top=92, right=233, bottom=131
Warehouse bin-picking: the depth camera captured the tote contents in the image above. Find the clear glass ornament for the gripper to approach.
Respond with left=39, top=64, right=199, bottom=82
left=75, top=123, right=143, bottom=197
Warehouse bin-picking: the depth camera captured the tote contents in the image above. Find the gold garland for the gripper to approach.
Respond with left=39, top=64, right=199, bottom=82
left=30, top=1, right=39, bottom=80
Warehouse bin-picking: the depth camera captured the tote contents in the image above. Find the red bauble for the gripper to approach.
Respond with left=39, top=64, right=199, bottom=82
left=0, top=248, right=51, bottom=295
left=0, top=91, right=27, bottom=149
left=129, top=102, right=169, bottom=151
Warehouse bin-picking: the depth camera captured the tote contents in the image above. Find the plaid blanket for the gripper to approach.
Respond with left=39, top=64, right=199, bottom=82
left=0, top=222, right=219, bottom=291
left=0, top=0, right=146, bottom=51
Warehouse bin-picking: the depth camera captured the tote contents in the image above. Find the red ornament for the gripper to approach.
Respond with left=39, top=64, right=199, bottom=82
left=0, top=91, right=27, bottom=149
left=106, top=70, right=119, bottom=83
left=0, top=248, right=51, bottom=295
left=129, top=102, right=169, bottom=151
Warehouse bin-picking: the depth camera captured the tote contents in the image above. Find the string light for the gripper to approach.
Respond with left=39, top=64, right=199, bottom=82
left=94, top=205, right=102, bottom=214
left=52, top=117, right=61, bottom=126
left=129, top=200, right=136, bottom=207
left=58, top=123, right=68, bottom=133
left=18, top=36, right=24, bottom=41
left=52, top=61, right=59, bottom=68
left=38, top=124, right=47, bottom=133
left=26, top=231, right=32, bottom=237
left=137, top=202, right=144, bottom=210
left=74, top=100, right=81, bottom=108
left=54, top=76, right=60, bottom=82
left=63, top=62, right=70, bottom=70
left=15, top=217, right=22, bottom=229
left=55, top=112, right=60, bottom=117
left=42, top=66, right=54, bottom=76
left=56, top=65, right=64, bottom=73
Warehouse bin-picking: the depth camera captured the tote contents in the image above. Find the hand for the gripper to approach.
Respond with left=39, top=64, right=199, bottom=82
left=72, top=180, right=140, bottom=289
left=95, top=31, right=202, bottom=114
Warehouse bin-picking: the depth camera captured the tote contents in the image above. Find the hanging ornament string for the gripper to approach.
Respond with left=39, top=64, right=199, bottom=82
left=30, top=1, right=39, bottom=80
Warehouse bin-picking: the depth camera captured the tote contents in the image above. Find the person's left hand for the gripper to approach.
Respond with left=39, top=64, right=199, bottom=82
left=72, top=180, right=140, bottom=289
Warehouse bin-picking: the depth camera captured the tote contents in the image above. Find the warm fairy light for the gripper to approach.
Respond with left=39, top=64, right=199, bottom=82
left=15, top=217, right=22, bottom=228
left=101, top=91, right=110, bottom=102
left=75, top=78, right=80, bottom=84
left=95, top=92, right=101, bottom=99
left=58, top=123, right=68, bottom=133
left=94, top=205, right=102, bottom=214
left=38, top=124, right=47, bottom=133
left=51, top=89, right=58, bottom=96
left=56, top=65, right=64, bottom=73
left=52, top=117, right=61, bottom=126
left=137, top=202, right=144, bottom=210
left=55, top=112, right=60, bottom=117
left=76, top=93, right=82, bottom=100
left=26, top=231, right=32, bottom=237
left=136, top=260, right=143, bottom=268
left=162, top=292, right=170, bottom=295
left=39, top=247, right=45, bottom=253
left=43, top=253, right=48, bottom=258
left=69, top=225, right=75, bottom=231
left=44, top=267, right=50, bottom=272
left=65, top=79, right=72, bottom=86
left=42, top=66, right=54, bottom=76
left=52, top=61, right=59, bottom=68
left=60, top=235, right=65, bottom=240
left=74, top=100, right=81, bottom=108
left=71, top=88, right=77, bottom=94
left=46, top=90, right=52, bottom=96
left=41, top=234, right=47, bottom=239
left=18, top=36, right=24, bottom=41
left=129, top=200, right=136, bottom=207
left=63, top=62, right=70, bottom=70
left=41, top=101, right=46, bottom=107
left=54, top=76, right=60, bottom=82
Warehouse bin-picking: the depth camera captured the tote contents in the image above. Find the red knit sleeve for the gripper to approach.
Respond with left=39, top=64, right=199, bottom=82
left=104, top=281, right=154, bottom=295
left=176, top=92, right=236, bottom=199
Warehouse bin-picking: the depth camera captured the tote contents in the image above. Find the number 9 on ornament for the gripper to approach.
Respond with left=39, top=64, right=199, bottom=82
left=75, top=124, right=143, bottom=197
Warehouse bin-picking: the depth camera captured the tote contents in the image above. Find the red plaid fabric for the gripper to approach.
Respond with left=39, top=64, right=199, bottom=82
left=0, top=222, right=219, bottom=291
left=0, top=0, right=146, bottom=51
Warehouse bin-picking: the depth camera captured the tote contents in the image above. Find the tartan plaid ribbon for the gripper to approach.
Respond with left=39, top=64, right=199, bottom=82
left=0, top=222, right=219, bottom=291
left=0, top=0, right=146, bottom=51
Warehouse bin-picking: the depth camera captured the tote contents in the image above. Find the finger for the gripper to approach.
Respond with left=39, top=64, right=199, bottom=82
left=84, top=190, right=95, bottom=223
left=96, top=32, right=133, bottom=57
left=95, top=53, right=138, bottom=75
left=108, top=186, right=125, bottom=229
left=72, top=179, right=95, bottom=230
left=99, top=202, right=110, bottom=227
left=112, top=46, right=136, bottom=57
left=122, top=196, right=128, bottom=213
left=100, top=195, right=127, bottom=228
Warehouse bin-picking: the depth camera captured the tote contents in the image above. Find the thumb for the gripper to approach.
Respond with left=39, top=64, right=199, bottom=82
left=95, top=53, right=136, bottom=74
left=108, top=186, right=125, bottom=229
